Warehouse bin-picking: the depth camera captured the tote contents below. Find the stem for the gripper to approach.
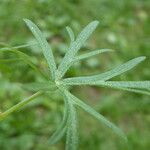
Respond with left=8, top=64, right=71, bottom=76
left=0, top=91, right=43, bottom=121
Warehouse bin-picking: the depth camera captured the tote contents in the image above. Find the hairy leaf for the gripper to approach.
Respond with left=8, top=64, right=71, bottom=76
left=49, top=98, right=69, bottom=145
left=63, top=89, right=127, bottom=142
left=24, top=19, right=56, bottom=80
left=98, top=81, right=150, bottom=89
left=63, top=56, right=146, bottom=84
left=74, top=49, right=113, bottom=61
left=66, top=26, right=75, bottom=42
left=22, top=81, right=57, bottom=92
left=65, top=97, right=78, bottom=150
left=109, top=87, right=150, bottom=96
left=56, top=21, right=99, bottom=79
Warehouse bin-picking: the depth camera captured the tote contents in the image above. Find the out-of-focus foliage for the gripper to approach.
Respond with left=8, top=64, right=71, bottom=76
left=0, top=0, right=149, bottom=150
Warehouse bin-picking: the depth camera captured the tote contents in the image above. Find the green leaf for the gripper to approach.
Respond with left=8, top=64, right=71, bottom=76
left=49, top=98, right=69, bottom=145
left=98, top=81, right=150, bottom=89
left=22, top=81, right=57, bottom=92
left=56, top=21, right=99, bottom=79
left=0, top=48, right=47, bottom=79
left=108, top=87, right=150, bottom=96
left=63, top=56, right=146, bottom=84
left=24, top=19, right=56, bottom=80
left=65, top=96, right=78, bottom=150
left=0, top=91, right=43, bottom=121
left=0, top=58, right=21, bottom=63
left=63, top=89, right=127, bottom=142
left=0, top=43, right=37, bottom=50
left=66, top=26, right=75, bottom=42
left=74, top=49, right=113, bottom=61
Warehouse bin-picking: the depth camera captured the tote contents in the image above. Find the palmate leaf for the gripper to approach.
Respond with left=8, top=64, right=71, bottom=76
left=62, top=88, right=127, bottom=142
left=63, top=56, right=146, bottom=84
left=56, top=21, right=99, bottom=79
left=1, top=19, right=150, bottom=150
left=24, top=19, right=56, bottom=80
left=74, top=49, right=113, bottom=62
left=0, top=48, right=47, bottom=79
left=49, top=98, right=69, bottom=145
left=65, top=95, right=78, bottom=150
left=22, top=81, right=57, bottom=92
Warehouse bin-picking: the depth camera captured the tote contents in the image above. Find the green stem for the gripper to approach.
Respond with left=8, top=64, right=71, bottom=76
left=0, top=91, right=43, bottom=121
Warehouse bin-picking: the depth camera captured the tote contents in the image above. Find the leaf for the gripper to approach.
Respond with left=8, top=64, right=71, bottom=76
left=65, top=95, right=78, bottom=150
left=66, top=26, right=75, bottom=42
left=63, top=89, right=127, bottom=142
left=0, top=58, right=21, bottom=63
left=0, top=48, right=47, bottom=79
left=56, top=21, right=99, bottom=79
left=0, top=91, right=43, bottom=121
left=24, top=19, right=56, bottom=80
left=49, top=98, right=69, bottom=145
left=108, top=87, right=150, bottom=96
left=22, top=81, right=57, bottom=92
left=0, top=43, right=37, bottom=50
left=63, top=56, right=146, bottom=84
left=98, top=81, right=150, bottom=89
left=74, top=49, right=113, bottom=61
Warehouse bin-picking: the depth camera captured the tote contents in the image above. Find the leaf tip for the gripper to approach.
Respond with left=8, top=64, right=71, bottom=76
left=92, top=20, right=99, bottom=27
left=140, top=56, right=146, bottom=61
left=23, top=18, right=29, bottom=23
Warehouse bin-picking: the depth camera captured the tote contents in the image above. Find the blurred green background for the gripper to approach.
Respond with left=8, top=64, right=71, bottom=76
left=0, top=0, right=149, bottom=150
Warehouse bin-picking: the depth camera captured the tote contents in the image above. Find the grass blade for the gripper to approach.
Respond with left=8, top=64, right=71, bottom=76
left=24, top=19, right=56, bottom=80
left=0, top=48, right=47, bottom=79
left=63, top=56, right=146, bottom=84
left=0, top=43, right=37, bottom=50
left=74, top=49, right=113, bottom=61
left=0, top=91, right=43, bottom=121
left=0, top=58, right=21, bottom=63
left=22, top=81, right=57, bottom=92
left=63, top=89, right=127, bottom=142
left=56, top=21, right=99, bottom=79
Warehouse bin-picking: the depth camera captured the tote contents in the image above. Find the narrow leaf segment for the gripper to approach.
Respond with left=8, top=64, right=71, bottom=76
left=49, top=98, right=69, bottom=145
left=63, top=57, right=146, bottom=84
left=56, top=21, right=99, bottom=79
left=62, top=88, right=127, bottom=142
left=24, top=19, right=56, bottom=80
left=65, top=93, right=78, bottom=150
